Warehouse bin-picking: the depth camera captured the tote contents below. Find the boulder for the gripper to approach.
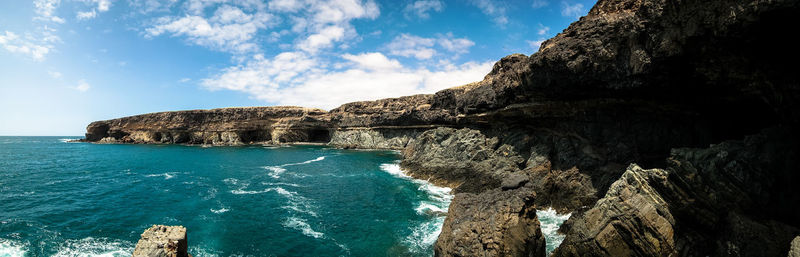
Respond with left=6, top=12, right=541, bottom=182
left=132, top=225, right=189, bottom=257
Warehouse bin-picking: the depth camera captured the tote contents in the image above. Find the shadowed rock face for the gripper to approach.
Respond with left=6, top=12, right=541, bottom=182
left=553, top=127, right=800, bottom=256
left=435, top=187, right=545, bottom=257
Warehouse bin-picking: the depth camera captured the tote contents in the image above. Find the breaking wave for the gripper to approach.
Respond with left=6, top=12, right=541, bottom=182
left=536, top=207, right=572, bottom=255
left=0, top=238, right=26, bottom=257
left=52, top=237, right=134, bottom=257
left=264, top=156, right=326, bottom=178
left=380, top=162, right=453, bottom=255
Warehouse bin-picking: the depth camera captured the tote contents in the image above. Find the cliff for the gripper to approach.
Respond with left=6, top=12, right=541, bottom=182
left=84, top=0, right=800, bottom=256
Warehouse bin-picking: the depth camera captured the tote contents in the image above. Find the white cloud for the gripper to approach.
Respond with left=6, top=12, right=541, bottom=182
left=179, top=78, right=191, bottom=83
left=537, top=24, right=550, bottom=35
left=202, top=51, right=493, bottom=109
left=387, top=33, right=435, bottom=60
left=298, top=25, right=346, bottom=53
left=528, top=39, right=546, bottom=52
left=34, top=0, right=65, bottom=23
left=48, top=71, right=62, bottom=79
left=437, top=33, right=474, bottom=55
left=77, top=10, right=97, bottom=20
left=404, top=0, right=444, bottom=19
left=128, top=0, right=179, bottom=13
left=146, top=6, right=275, bottom=53
left=468, top=0, right=508, bottom=25
left=0, top=31, right=54, bottom=61
left=387, top=33, right=474, bottom=60
left=532, top=0, right=548, bottom=8
left=561, top=2, right=586, bottom=18
left=268, top=0, right=304, bottom=12
left=342, top=52, right=402, bottom=71
left=74, top=79, right=90, bottom=92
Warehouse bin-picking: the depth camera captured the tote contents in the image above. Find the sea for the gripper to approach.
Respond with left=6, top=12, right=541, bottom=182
left=0, top=136, right=569, bottom=257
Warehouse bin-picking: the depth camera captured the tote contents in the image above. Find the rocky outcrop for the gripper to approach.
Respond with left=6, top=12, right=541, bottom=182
left=401, top=127, right=526, bottom=193
left=133, top=225, right=189, bottom=257
left=553, top=127, right=800, bottom=256
left=435, top=187, right=545, bottom=257
left=85, top=107, right=330, bottom=145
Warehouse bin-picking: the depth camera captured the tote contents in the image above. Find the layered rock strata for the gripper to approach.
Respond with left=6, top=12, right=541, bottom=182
left=132, top=225, right=189, bottom=257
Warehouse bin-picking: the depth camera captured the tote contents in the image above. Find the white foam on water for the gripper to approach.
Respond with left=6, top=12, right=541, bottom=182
left=266, top=167, right=287, bottom=179
left=210, top=208, right=229, bottom=214
left=264, top=156, right=326, bottom=178
left=52, top=237, right=134, bottom=257
left=0, top=238, right=26, bottom=257
left=59, top=138, right=77, bottom=143
left=379, top=163, right=454, bottom=255
left=261, top=182, right=303, bottom=187
left=230, top=188, right=272, bottom=195
left=404, top=217, right=447, bottom=254
left=145, top=173, right=174, bottom=180
left=283, top=217, right=324, bottom=239
left=536, top=207, right=572, bottom=255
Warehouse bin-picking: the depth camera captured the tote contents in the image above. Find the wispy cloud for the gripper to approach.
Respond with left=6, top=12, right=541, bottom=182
left=404, top=0, right=444, bottom=19
left=387, top=33, right=474, bottom=60
left=0, top=31, right=54, bottom=61
left=74, top=79, right=90, bottom=92
left=145, top=5, right=276, bottom=54
left=532, top=0, right=549, bottom=8
left=561, top=2, right=586, bottom=18
left=468, top=0, right=508, bottom=25
left=537, top=24, right=550, bottom=35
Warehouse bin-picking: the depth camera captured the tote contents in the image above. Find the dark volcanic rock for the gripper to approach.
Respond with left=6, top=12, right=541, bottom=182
left=553, top=127, right=800, bottom=256
left=133, top=225, right=189, bottom=257
left=435, top=187, right=545, bottom=257
left=401, top=127, right=525, bottom=193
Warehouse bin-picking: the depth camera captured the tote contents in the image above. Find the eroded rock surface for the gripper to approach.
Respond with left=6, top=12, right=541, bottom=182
left=435, top=187, right=545, bottom=257
left=554, top=127, right=800, bottom=256
left=132, top=225, right=189, bottom=257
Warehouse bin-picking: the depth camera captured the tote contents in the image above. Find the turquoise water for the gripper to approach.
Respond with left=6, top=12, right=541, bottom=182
left=0, top=137, right=452, bottom=256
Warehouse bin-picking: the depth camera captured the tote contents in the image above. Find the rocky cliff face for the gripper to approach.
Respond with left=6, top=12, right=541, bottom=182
left=84, top=106, right=330, bottom=145
left=84, top=0, right=800, bottom=255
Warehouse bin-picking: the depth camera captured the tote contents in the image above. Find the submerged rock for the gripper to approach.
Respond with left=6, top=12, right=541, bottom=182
left=435, top=187, right=545, bottom=257
left=132, top=225, right=189, bottom=257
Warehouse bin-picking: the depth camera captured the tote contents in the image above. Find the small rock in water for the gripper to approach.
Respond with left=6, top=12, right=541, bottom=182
left=132, top=225, right=189, bottom=257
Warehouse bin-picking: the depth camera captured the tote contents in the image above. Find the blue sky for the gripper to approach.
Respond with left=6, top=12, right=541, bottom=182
left=0, top=0, right=594, bottom=136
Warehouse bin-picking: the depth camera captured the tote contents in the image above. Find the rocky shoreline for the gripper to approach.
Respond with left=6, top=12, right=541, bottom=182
left=88, top=0, right=800, bottom=256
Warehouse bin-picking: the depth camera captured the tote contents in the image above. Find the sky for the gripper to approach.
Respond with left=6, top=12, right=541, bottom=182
left=0, top=0, right=594, bottom=136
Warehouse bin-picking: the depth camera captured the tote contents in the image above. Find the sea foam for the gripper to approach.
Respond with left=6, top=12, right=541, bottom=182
left=264, top=156, right=326, bottom=178
left=379, top=162, right=453, bottom=255
left=283, top=217, right=324, bottom=239
left=536, top=207, right=572, bottom=255
left=52, top=237, right=134, bottom=257
left=0, top=238, right=26, bottom=257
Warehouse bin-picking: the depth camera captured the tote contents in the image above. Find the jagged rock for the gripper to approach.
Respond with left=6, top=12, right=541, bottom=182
left=401, top=127, right=525, bottom=193
left=554, top=127, right=800, bottom=256
left=525, top=164, right=597, bottom=213
left=501, top=173, right=529, bottom=190
left=133, top=225, right=189, bottom=257
left=435, top=187, right=545, bottom=257
left=790, top=237, right=800, bottom=257
left=551, top=164, right=676, bottom=257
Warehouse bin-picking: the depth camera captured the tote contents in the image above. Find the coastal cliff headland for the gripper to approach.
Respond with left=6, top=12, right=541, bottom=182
left=88, top=0, right=800, bottom=256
